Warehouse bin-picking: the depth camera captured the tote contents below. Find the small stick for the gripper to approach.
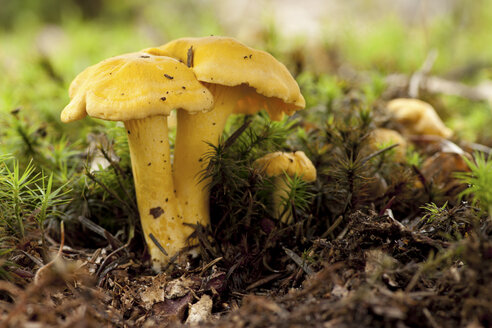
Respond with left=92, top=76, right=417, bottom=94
left=149, top=233, right=168, bottom=256
left=409, top=49, right=438, bottom=98
left=246, top=273, right=282, bottom=291
left=321, top=215, right=343, bottom=238
left=378, top=196, right=396, bottom=216
left=187, top=46, right=194, bottom=68
left=282, top=246, right=314, bottom=276
left=95, top=242, right=130, bottom=278
left=360, top=144, right=399, bottom=166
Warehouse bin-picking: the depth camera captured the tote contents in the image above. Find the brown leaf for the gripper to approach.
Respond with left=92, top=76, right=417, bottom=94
left=148, top=293, right=193, bottom=325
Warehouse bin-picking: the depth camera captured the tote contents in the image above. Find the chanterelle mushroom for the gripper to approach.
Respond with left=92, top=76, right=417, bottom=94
left=61, top=52, right=214, bottom=270
left=386, top=98, right=452, bottom=138
left=368, top=128, right=407, bottom=162
left=254, top=151, right=316, bottom=224
left=144, top=36, right=305, bottom=230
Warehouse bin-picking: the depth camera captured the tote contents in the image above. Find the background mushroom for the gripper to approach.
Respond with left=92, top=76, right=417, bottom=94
left=368, top=128, right=408, bottom=162
left=386, top=98, right=452, bottom=138
left=144, top=36, right=305, bottom=231
left=61, top=52, right=214, bottom=270
left=254, top=151, right=316, bottom=224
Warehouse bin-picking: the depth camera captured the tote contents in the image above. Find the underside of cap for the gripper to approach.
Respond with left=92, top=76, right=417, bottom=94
left=61, top=52, right=214, bottom=123
left=144, top=36, right=305, bottom=120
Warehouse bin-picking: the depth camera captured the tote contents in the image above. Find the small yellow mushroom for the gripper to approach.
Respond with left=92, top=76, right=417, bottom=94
left=61, top=52, right=214, bottom=270
left=254, top=151, right=316, bottom=224
left=368, top=128, right=407, bottom=162
left=386, top=98, right=452, bottom=138
left=144, top=37, right=306, bottom=232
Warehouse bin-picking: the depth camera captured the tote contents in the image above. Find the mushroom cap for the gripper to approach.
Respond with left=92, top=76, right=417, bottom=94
left=254, top=151, right=316, bottom=182
left=144, top=36, right=305, bottom=121
left=369, top=128, right=407, bottom=161
left=61, top=52, right=214, bottom=123
left=386, top=98, right=452, bottom=138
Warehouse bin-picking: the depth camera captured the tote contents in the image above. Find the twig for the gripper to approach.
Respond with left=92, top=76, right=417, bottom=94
left=190, top=256, right=223, bottom=274
left=360, top=144, right=399, bottom=166
left=282, top=246, right=314, bottom=276
left=409, top=49, right=438, bottom=98
left=412, top=164, right=430, bottom=198
left=445, top=60, right=491, bottom=80
left=321, top=215, right=343, bottom=238
left=161, top=245, right=198, bottom=272
left=187, top=46, right=194, bottom=68
left=425, top=76, right=492, bottom=102
left=263, top=255, right=281, bottom=273
left=387, top=73, right=492, bottom=103
left=462, top=141, right=492, bottom=155
left=336, top=225, right=349, bottom=240
left=378, top=196, right=396, bottom=216
left=77, top=216, right=122, bottom=249
left=10, top=268, right=34, bottom=279
left=423, top=307, right=442, bottom=328
left=148, top=233, right=168, bottom=256
left=100, top=147, right=125, bottom=177
left=97, top=260, right=124, bottom=287
left=21, top=251, right=44, bottom=267
left=95, top=242, right=130, bottom=278
left=246, top=273, right=282, bottom=291
left=186, top=222, right=218, bottom=259
left=224, top=118, right=252, bottom=149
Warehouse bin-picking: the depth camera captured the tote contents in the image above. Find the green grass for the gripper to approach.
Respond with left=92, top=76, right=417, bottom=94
left=0, top=158, right=41, bottom=239
left=0, top=156, right=70, bottom=251
left=456, top=152, right=492, bottom=215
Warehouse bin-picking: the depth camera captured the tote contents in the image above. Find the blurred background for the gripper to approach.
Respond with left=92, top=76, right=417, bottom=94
left=1, top=0, right=492, bottom=143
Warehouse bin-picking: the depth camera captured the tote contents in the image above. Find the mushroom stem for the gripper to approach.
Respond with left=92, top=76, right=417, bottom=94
left=124, top=116, right=185, bottom=271
left=173, top=85, right=243, bottom=229
left=272, top=176, right=293, bottom=224
left=254, top=151, right=316, bottom=225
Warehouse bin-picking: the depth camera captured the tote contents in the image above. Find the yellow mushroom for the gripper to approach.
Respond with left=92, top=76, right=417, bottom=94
left=386, top=98, right=452, bottom=138
left=368, top=128, right=407, bottom=162
left=144, top=36, right=306, bottom=231
left=61, top=52, right=214, bottom=270
left=254, top=151, right=316, bottom=224
left=144, top=36, right=305, bottom=233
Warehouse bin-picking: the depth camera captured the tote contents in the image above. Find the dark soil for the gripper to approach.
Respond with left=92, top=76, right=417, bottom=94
left=1, top=207, right=491, bottom=327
